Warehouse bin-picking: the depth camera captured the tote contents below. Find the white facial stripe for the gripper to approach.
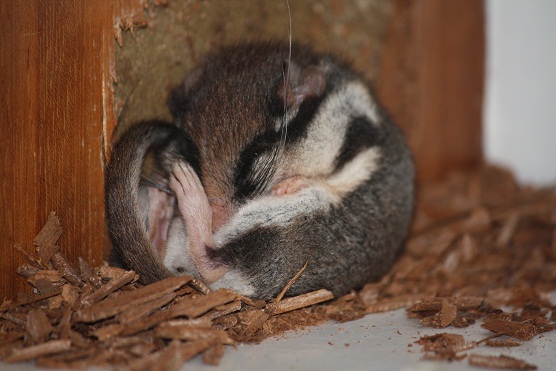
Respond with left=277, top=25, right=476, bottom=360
left=218, top=82, right=381, bottom=246
left=283, top=81, right=380, bottom=178
left=341, top=81, right=380, bottom=124
left=214, top=149, right=380, bottom=247
left=327, top=147, right=381, bottom=203
left=315, top=81, right=380, bottom=134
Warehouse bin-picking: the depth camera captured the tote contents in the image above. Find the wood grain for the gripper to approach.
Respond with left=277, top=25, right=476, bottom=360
left=0, top=1, right=143, bottom=299
left=378, top=0, right=485, bottom=183
left=1, top=1, right=42, bottom=299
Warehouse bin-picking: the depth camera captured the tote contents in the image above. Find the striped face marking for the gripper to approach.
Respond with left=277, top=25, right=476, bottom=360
left=233, top=81, right=381, bottom=199
left=215, top=81, right=383, bottom=247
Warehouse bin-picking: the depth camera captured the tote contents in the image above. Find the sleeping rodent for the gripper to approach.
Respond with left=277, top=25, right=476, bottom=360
left=106, top=41, right=415, bottom=300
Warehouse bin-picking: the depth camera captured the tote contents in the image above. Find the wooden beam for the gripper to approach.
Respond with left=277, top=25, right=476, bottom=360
left=0, top=1, right=143, bottom=299
left=378, top=0, right=485, bottom=183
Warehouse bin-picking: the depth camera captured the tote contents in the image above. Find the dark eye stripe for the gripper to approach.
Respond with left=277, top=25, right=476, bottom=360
left=334, top=116, right=383, bottom=172
left=233, top=94, right=329, bottom=201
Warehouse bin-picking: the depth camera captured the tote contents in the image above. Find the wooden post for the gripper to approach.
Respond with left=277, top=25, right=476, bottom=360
left=378, top=0, right=485, bottom=183
left=0, top=1, right=142, bottom=299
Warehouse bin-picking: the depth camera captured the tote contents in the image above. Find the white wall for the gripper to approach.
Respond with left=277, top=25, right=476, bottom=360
left=484, top=0, right=556, bottom=185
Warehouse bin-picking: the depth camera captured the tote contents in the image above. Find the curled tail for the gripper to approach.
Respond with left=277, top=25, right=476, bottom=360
left=105, top=120, right=199, bottom=284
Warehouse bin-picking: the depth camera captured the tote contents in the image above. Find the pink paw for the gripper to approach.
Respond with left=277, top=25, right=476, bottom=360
left=168, top=162, right=227, bottom=284
left=169, top=162, right=212, bottom=232
left=271, top=176, right=309, bottom=196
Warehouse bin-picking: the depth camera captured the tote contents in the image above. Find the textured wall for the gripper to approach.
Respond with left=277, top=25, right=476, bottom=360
left=113, top=1, right=485, bottom=184
left=113, top=0, right=391, bottom=135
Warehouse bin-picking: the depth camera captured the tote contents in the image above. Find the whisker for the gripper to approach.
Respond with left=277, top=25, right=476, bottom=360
left=281, top=0, right=292, bottom=151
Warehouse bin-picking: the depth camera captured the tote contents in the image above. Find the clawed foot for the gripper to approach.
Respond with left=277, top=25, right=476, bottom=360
left=168, top=161, right=226, bottom=283
left=169, top=162, right=213, bottom=237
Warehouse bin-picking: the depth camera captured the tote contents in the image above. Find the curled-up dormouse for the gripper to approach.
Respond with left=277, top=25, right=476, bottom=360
left=106, top=41, right=415, bottom=300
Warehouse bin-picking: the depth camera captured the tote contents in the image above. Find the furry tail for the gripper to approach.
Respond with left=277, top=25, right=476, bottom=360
left=105, top=121, right=199, bottom=284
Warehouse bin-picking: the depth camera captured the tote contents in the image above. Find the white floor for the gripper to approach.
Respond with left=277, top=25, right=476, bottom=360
left=186, top=307, right=555, bottom=371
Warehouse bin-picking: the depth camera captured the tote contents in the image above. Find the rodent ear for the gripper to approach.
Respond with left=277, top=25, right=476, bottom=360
left=168, top=66, right=204, bottom=120
left=278, top=61, right=327, bottom=109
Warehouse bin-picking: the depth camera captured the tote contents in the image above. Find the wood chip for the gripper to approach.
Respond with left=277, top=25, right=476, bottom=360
left=188, top=278, right=211, bottom=295
left=420, top=299, right=458, bottom=328
left=77, top=256, right=94, bottom=281
left=469, top=207, right=492, bottom=230
left=417, top=333, right=475, bottom=361
left=75, top=275, right=192, bottom=322
left=117, top=291, right=176, bottom=324
left=118, top=312, right=170, bottom=337
left=154, top=322, right=232, bottom=344
left=265, top=289, right=334, bottom=316
left=128, top=339, right=214, bottom=371
left=485, top=339, right=521, bottom=347
left=25, top=309, right=53, bottom=343
left=92, top=323, right=124, bottom=341
left=468, top=354, right=537, bottom=370
left=201, top=300, right=242, bottom=320
left=16, top=264, right=40, bottom=278
left=60, top=284, right=79, bottom=308
left=202, top=343, right=225, bottom=365
left=97, top=265, right=129, bottom=279
left=80, top=269, right=137, bottom=307
left=236, top=309, right=270, bottom=336
left=4, top=339, right=71, bottom=363
left=410, top=297, right=484, bottom=312
left=33, top=211, right=63, bottom=262
left=3, top=166, right=556, bottom=369
left=14, top=243, right=48, bottom=269
left=481, top=317, right=541, bottom=341
left=50, top=252, right=82, bottom=286
left=11, top=288, right=62, bottom=307
left=168, top=289, right=237, bottom=319
left=121, top=311, right=212, bottom=337
left=275, top=260, right=308, bottom=302
left=495, top=212, right=520, bottom=247
left=364, top=295, right=424, bottom=313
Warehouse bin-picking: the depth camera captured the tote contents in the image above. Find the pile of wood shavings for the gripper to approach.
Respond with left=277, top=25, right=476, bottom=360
left=394, top=166, right=556, bottom=369
left=1, top=165, right=556, bottom=370
left=0, top=213, right=333, bottom=369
